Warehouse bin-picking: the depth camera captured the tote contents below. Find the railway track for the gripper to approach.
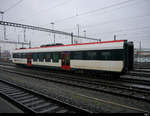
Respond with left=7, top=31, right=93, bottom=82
left=25, top=66, right=150, bottom=90
left=120, top=75, right=150, bottom=86
left=134, top=66, right=150, bottom=70
left=12, top=64, right=150, bottom=86
left=134, top=69, right=150, bottom=73
left=0, top=79, right=90, bottom=113
left=128, top=71, right=150, bottom=77
left=0, top=66, right=150, bottom=104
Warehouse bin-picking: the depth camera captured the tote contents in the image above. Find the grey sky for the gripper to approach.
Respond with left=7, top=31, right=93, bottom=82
left=0, top=0, right=150, bottom=52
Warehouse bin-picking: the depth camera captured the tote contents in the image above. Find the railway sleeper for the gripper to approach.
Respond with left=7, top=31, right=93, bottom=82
left=32, top=102, right=52, bottom=110
left=16, top=95, right=35, bottom=101
left=11, top=93, right=30, bottom=98
left=2, top=90, right=22, bottom=94
left=38, top=105, right=59, bottom=113
left=20, top=97, right=39, bottom=104
left=7, top=91, right=25, bottom=96
left=25, top=100, right=45, bottom=106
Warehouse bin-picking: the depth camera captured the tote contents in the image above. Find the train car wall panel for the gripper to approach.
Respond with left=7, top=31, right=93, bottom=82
left=70, top=60, right=123, bottom=72
left=13, top=58, right=27, bottom=64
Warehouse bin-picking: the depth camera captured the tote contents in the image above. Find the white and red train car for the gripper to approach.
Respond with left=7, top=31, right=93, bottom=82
left=12, top=40, right=134, bottom=74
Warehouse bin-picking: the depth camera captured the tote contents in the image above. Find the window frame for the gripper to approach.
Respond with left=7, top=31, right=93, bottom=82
left=45, top=52, right=52, bottom=62
left=52, top=52, right=60, bottom=63
left=39, top=53, right=45, bottom=62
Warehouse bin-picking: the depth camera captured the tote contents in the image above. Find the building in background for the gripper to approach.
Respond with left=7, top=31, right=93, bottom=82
left=0, top=50, right=11, bottom=61
left=134, top=48, right=150, bottom=63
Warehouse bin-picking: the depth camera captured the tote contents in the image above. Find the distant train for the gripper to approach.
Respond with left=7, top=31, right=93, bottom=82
left=12, top=40, right=134, bottom=75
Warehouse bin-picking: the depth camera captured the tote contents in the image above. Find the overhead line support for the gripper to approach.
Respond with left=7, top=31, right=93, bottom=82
left=0, top=21, right=99, bottom=41
left=0, top=40, right=30, bottom=45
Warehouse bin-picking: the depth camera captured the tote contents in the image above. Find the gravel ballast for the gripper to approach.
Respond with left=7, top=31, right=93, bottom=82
left=0, top=70, right=149, bottom=113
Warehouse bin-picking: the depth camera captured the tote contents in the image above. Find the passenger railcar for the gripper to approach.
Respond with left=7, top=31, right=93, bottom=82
left=12, top=40, right=134, bottom=75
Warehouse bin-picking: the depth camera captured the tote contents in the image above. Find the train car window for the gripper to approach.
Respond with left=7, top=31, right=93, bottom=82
left=21, top=53, right=26, bottom=58
left=16, top=54, right=18, bottom=58
left=22, top=53, right=25, bottom=58
left=86, top=51, right=97, bottom=60
left=52, top=52, right=59, bottom=63
left=24, top=53, right=27, bottom=58
left=17, top=53, right=21, bottom=58
left=96, top=50, right=124, bottom=61
left=32, top=53, right=38, bottom=62
left=101, top=51, right=111, bottom=60
left=17, top=53, right=19, bottom=58
left=45, top=53, right=51, bottom=62
left=111, top=50, right=124, bottom=60
left=66, top=55, right=70, bottom=66
left=20, top=53, right=22, bottom=58
left=13, top=53, right=16, bottom=58
left=15, top=53, right=18, bottom=58
left=95, top=51, right=101, bottom=60
left=82, top=51, right=87, bottom=60
left=13, top=53, right=22, bottom=58
left=39, top=53, right=45, bottom=62
left=96, top=51, right=111, bottom=60
left=72, top=51, right=83, bottom=60
left=62, top=54, right=65, bottom=65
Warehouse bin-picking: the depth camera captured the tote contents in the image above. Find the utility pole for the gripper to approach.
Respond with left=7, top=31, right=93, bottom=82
left=49, top=25, right=51, bottom=44
left=0, top=11, right=7, bottom=40
left=4, top=25, right=7, bottom=40
left=0, top=46, right=1, bottom=59
left=76, top=24, right=80, bottom=43
left=83, top=30, right=86, bottom=39
left=0, top=11, right=4, bottom=21
left=51, top=22, right=55, bottom=44
left=139, top=41, right=142, bottom=63
left=71, top=32, right=73, bottom=44
left=17, top=34, right=20, bottom=48
left=23, top=28, right=26, bottom=42
left=114, top=35, right=116, bottom=40
left=29, top=40, right=31, bottom=48
left=139, top=41, right=142, bottom=52
left=77, top=24, right=80, bottom=39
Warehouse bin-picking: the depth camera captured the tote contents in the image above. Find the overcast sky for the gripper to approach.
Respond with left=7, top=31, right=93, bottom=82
left=0, top=0, right=150, bottom=52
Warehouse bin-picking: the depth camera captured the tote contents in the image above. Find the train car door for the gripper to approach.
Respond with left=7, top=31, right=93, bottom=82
left=27, top=53, right=32, bottom=66
left=61, top=53, right=70, bottom=70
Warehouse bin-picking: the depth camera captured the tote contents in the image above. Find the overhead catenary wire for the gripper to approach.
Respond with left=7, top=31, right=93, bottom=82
left=53, top=0, right=137, bottom=23
left=41, top=0, right=140, bottom=27
left=87, top=25, right=150, bottom=37
left=4, top=0, right=24, bottom=13
left=61, top=13, right=150, bottom=31
left=120, top=35, right=150, bottom=43
left=0, top=0, right=24, bottom=41
left=16, top=0, right=73, bottom=23
left=40, top=0, right=147, bottom=35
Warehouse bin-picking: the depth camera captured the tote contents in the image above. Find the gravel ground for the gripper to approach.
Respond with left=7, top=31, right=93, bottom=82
left=0, top=97, right=23, bottom=113
left=0, top=70, right=149, bottom=113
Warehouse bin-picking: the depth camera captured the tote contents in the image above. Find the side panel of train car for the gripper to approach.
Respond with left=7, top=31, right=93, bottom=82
left=12, top=40, right=134, bottom=74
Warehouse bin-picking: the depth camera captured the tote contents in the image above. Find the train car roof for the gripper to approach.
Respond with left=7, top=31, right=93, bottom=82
left=13, top=40, right=126, bottom=53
